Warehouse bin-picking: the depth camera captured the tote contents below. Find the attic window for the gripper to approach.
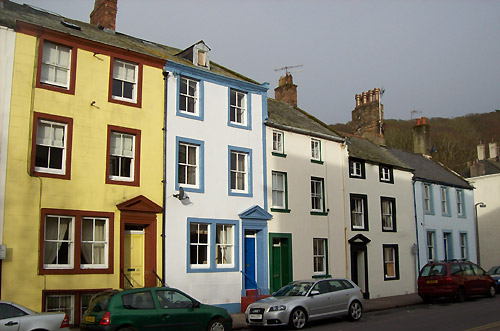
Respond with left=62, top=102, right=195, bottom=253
left=197, top=51, right=207, bottom=67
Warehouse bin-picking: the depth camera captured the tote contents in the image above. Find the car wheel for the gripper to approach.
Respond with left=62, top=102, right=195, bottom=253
left=456, top=287, right=466, bottom=303
left=207, top=317, right=226, bottom=331
left=487, top=284, right=496, bottom=298
left=348, top=300, right=362, bottom=321
left=289, top=307, right=307, bottom=330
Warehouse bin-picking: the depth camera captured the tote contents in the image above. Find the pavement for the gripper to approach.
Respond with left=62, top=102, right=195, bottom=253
left=231, top=292, right=423, bottom=330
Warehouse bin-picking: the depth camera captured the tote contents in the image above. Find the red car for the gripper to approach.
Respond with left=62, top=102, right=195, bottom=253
left=418, top=260, right=496, bottom=303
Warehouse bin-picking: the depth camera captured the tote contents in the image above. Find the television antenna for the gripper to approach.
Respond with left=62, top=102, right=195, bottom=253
left=274, top=64, right=303, bottom=75
left=411, top=109, right=422, bottom=120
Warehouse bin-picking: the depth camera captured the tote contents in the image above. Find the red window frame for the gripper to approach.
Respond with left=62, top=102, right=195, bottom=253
left=106, top=125, right=141, bottom=186
left=108, top=56, right=143, bottom=108
left=30, top=112, right=73, bottom=180
left=39, top=208, right=114, bottom=275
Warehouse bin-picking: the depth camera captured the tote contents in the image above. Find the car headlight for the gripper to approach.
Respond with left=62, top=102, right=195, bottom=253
left=269, top=305, right=286, bottom=312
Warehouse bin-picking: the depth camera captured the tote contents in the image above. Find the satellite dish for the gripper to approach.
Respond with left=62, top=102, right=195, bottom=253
left=174, top=187, right=189, bottom=201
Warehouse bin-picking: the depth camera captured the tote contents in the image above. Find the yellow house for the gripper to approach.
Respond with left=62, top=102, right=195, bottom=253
left=0, top=1, right=167, bottom=325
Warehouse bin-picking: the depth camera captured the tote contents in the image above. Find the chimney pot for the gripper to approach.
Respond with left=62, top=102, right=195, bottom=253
left=477, top=143, right=486, bottom=161
left=416, top=118, right=421, bottom=126
left=374, top=88, right=380, bottom=102
left=489, top=142, right=498, bottom=159
left=90, top=0, right=118, bottom=30
left=421, top=117, right=427, bottom=125
left=368, top=90, right=374, bottom=102
left=355, top=94, right=361, bottom=107
left=362, top=92, right=367, bottom=104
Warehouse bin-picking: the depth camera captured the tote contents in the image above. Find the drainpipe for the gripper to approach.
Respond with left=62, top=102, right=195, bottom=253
left=162, top=70, right=169, bottom=285
left=413, top=180, right=420, bottom=290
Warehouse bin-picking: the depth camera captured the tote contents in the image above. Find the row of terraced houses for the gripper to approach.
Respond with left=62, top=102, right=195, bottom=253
left=0, top=0, right=480, bottom=326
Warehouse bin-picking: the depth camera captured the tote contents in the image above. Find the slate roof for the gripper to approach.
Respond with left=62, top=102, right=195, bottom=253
left=461, top=159, right=500, bottom=178
left=389, top=149, right=473, bottom=189
left=0, top=1, right=260, bottom=84
left=266, top=98, right=344, bottom=142
left=346, top=135, right=412, bottom=170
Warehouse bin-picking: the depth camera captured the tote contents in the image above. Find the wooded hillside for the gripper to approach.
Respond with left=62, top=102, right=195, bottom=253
left=330, top=111, right=500, bottom=173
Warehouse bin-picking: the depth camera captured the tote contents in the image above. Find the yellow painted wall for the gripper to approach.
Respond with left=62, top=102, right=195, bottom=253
left=2, top=32, right=164, bottom=311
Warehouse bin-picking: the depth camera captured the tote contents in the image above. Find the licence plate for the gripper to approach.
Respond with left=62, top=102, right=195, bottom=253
left=249, top=314, right=263, bottom=320
left=84, top=315, right=95, bottom=323
left=427, top=280, right=438, bottom=284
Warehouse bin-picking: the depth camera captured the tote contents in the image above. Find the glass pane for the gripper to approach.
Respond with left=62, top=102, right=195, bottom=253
left=82, top=218, right=93, bottom=241
left=44, top=242, right=57, bottom=264
left=81, top=243, right=92, bottom=264
left=237, top=173, right=245, bottom=190
left=120, top=157, right=132, bottom=177
left=95, top=220, right=106, bottom=241
left=178, top=144, right=186, bottom=163
left=230, top=90, right=236, bottom=105
left=110, top=133, right=121, bottom=155
left=49, top=147, right=63, bottom=169
left=237, top=154, right=245, bottom=171
left=180, top=78, right=187, bottom=94
left=94, top=244, right=105, bottom=264
left=178, top=165, right=186, bottom=184
left=199, top=225, right=208, bottom=244
left=45, top=217, right=58, bottom=240
left=188, top=80, right=197, bottom=97
left=109, top=156, right=119, bottom=176
left=187, top=166, right=196, bottom=185
left=59, top=218, right=71, bottom=240
left=35, top=145, right=49, bottom=168
left=123, top=82, right=134, bottom=99
left=179, top=95, right=187, bottom=111
left=187, top=146, right=196, bottom=165
left=198, top=245, right=207, bottom=264
left=231, top=172, right=236, bottom=190
left=58, top=242, right=69, bottom=264
left=230, top=153, right=237, bottom=171
left=189, top=224, right=198, bottom=243
left=122, top=135, right=134, bottom=157
left=187, top=97, right=195, bottom=113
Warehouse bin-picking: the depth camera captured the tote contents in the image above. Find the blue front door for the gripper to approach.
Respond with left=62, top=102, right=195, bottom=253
left=245, top=236, right=256, bottom=289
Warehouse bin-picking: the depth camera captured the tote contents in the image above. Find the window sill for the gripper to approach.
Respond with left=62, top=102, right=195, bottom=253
left=310, top=211, right=328, bottom=216
left=349, top=175, right=365, bottom=179
left=384, top=277, right=400, bottom=281
left=382, top=229, right=397, bottom=232
left=272, top=152, right=287, bottom=158
left=351, top=227, right=369, bottom=231
left=311, top=159, right=324, bottom=165
left=271, top=208, right=291, bottom=213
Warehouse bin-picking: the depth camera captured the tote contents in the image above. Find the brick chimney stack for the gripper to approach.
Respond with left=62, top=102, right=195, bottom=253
left=351, top=88, right=385, bottom=146
left=90, top=0, right=118, bottom=30
left=274, top=73, right=297, bottom=107
left=413, top=117, right=431, bottom=155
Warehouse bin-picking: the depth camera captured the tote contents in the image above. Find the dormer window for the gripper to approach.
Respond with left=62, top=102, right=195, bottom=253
left=177, top=41, right=211, bottom=70
left=197, top=50, right=207, bottom=67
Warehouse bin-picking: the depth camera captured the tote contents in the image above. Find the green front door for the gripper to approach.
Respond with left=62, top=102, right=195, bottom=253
left=269, top=233, right=293, bottom=293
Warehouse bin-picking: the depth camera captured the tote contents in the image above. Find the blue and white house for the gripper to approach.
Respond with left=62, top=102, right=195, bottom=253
left=163, top=41, right=270, bottom=313
left=389, top=119, right=476, bottom=274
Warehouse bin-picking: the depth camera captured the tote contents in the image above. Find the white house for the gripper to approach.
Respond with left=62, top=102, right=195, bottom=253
left=464, top=141, right=500, bottom=270
left=344, top=89, right=417, bottom=299
left=163, top=43, right=269, bottom=313
left=265, top=74, right=347, bottom=295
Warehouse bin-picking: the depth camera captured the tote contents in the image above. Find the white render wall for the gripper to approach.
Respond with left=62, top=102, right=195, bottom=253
left=468, top=174, right=500, bottom=270
left=266, top=127, right=348, bottom=280
left=0, top=27, right=15, bottom=246
left=345, top=162, right=417, bottom=298
left=414, top=181, right=477, bottom=273
left=164, top=73, right=266, bottom=309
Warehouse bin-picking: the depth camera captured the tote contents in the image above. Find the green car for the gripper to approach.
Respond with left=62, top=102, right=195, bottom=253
left=80, top=287, right=232, bottom=331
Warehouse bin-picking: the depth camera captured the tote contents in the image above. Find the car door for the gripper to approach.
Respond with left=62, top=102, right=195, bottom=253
left=471, top=263, right=490, bottom=293
left=120, top=290, right=160, bottom=330
left=328, top=280, right=352, bottom=314
left=307, top=280, right=333, bottom=318
left=0, top=303, right=25, bottom=331
left=154, top=289, right=205, bottom=331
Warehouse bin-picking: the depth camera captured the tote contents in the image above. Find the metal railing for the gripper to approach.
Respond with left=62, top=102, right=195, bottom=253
left=240, top=270, right=259, bottom=302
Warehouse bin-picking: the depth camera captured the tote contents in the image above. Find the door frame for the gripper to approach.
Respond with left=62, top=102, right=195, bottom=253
left=348, top=234, right=371, bottom=299
left=244, top=233, right=257, bottom=289
left=269, top=233, right=293, bottom=293
left=117, top=195, right=162, bottom=289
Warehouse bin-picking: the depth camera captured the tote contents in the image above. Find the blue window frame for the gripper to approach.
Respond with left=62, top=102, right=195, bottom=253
left=228, top=146, right=253, bottom=197
left=440, top=186, right=451, bottom=217
left=456, top=189, right=466, bottom=218
left=176, top=76, right=204, bottom=121
left=186, top=218, right=239, bottom=273
left=175, top=136, right=204, bottom=193
left=423, top=183, right=434, bottom=215
left=228, top=88, right=251, bottom=130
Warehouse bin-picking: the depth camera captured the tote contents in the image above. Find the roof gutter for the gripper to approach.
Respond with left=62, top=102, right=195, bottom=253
left=265, top=121, right=345, bottom=143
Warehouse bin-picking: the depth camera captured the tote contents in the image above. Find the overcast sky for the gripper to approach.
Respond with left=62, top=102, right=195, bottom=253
left=16, top=0, right=500, bottom=125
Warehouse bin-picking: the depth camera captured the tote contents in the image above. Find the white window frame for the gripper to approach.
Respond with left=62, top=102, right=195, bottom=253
left=35, top=119, right=68, bottom=175
left=40, top=41, right=71, bottom=88
left=313, top=238, right=327, bottom=275
left=272, top=171, right=286, bottom=209
left=311, top=138, right=321, bottom=161
left=456, top=189, right=464, bottom=216
left=381, top=199, right=394, bottom=231
left=81, top=217, right=109, bottom=269
left=46, top=294, right=75, bottom=325
left=460, top=233, right=467, bottom=259
left=216, top=224, right=234, bottom=267
left=229, top=89, right=247, bottom=126
left=230, top=151, right=248, bottom=193
left=350, top=160, right=363, bottom=177
left=112, top=59, right=138, bottom=102
left=179, top=76, right=199, bottom=115
left=178, top=142, right=199, bottom=188
left=189, top=223, right=209, bottom=268
left=109, top=131, right=135, bottom=182
left=424, top=184, right=432, bottom=213
left=441, top=187, right=448, bottom=215
left=380, top=166, right=391, bottom=182
left=384, top=246, right=397, bottom=279
left=427, top=231, right=435, bottom=261
left=311, top=178, right=324, bottom=212
left=351, top=197, right=365, bottom=229
left=272, top=130, right=284, bottom=154
left=43, top=215, right=75, bottom=269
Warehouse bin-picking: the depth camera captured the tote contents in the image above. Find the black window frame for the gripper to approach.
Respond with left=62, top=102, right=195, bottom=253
left=349, top=158, right=366, bottom=179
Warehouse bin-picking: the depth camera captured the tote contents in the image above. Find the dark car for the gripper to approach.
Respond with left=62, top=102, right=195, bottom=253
left=486, top=265, right=500, bottom=292
left=80, top=287, right=232, bottom=331
left=418, top=260, right=496, bottom=303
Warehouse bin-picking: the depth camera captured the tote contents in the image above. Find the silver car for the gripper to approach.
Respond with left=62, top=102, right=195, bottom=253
left=245, top=278, right=363, bottom=329
left=0, top=301, right=70, bottom=330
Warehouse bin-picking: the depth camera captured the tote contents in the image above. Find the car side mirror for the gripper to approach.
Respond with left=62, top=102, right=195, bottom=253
left=193, top=301, right=200, bottom=308
left=310, top=290, right=320, bottom=296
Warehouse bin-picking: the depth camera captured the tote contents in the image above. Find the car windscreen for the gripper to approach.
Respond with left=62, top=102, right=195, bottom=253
left=420, top=264, right=446, bottom=277
left=273, top=282, right=313, bottom=297
left=487, top=266, right=500, bottom=275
